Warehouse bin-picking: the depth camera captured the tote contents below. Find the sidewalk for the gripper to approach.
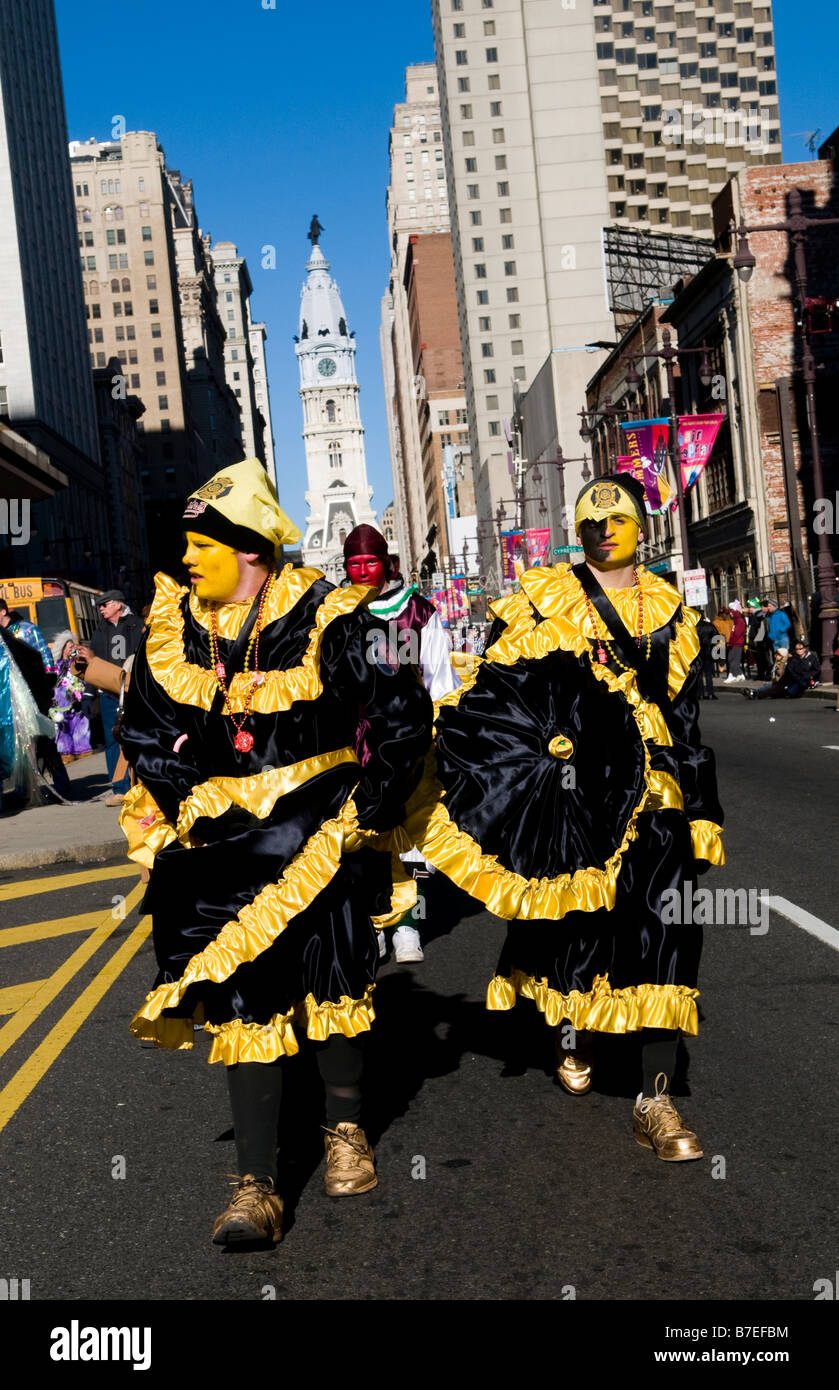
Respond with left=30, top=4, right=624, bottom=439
left=0, top=751, right=129, bottom=871
left=713, top=675, right=837, bottom=702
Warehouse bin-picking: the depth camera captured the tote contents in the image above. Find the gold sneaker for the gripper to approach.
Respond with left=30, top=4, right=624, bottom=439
left=633, top=1073, right=703, bottom=1162
left=552, top=1028, right=594, bottom=1089
left=323, top=1123, right=378, bottom=1197
left=211, top=1174, right=284, bottom=1246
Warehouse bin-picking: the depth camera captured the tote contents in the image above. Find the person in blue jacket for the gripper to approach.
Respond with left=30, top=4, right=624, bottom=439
left=765, top=599, right=791, bottom=653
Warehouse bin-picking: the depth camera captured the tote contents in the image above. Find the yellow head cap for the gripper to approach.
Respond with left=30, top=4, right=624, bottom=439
left=183, top=459, right=302, bottom=557
left=574, top=478, right=646, bottom=533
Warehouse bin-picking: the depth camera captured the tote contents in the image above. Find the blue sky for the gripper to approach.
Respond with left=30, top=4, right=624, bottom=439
left=54, top=0, right=837, bottom=529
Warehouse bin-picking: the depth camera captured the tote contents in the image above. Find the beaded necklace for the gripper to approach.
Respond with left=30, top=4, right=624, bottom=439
left=207, top=571, right=275, bottom=753
left=580, top=569, right=652, bottom=671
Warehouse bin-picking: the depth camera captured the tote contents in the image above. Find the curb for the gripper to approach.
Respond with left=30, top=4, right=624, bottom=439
left=0, top=840, right=129, bottom=872
left=713, top=683, right=836, bottom=702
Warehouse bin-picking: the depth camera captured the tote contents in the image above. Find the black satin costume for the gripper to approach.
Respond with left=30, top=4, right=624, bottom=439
left=404, top=563, right=724, bottom=1035
left=119, top=566, right=432, bottom=1064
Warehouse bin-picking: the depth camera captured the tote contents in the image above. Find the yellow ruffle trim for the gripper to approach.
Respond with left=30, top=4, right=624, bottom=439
left=487, top=970, right=699, bottom=1036
left=132, top=985, right=377, bottom=1064
left=119, top=780, right=177, bottom=868
left=186, top=563, right=321, bottom=639
left=487, top=563, right=700, bottom=702
left=690, top=818, right=725, bottom=866
left=174, top=747, right=359, bottom=845
left=400, top=752, right=683, bottom=921
left=372, top=861, right=418, bottom=927
left=144, top=570, right=372, bottom=713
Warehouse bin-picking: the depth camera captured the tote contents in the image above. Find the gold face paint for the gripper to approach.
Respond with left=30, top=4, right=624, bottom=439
left=577, top=514, right=643, bottom=571
left=183, top=532, right=241, bottom=602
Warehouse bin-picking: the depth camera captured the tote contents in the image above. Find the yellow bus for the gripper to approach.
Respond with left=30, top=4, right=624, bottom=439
left=0, top=577, right=103, bottom=646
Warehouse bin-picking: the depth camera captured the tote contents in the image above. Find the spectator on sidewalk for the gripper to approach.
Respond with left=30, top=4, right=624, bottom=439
left=783, top=640, right=820, bottom=697
left=724, top=600, right=746, bottom=682
left=76, top=591, right=143, bottom=805
left=49, top=635, right=92, bottom=761
left=765, top=599, right=791, bottom=655
left=712, top=607, right=733, bottom=677
left=697, top=612, right=720, bottom=699
left=746, top=599, right=772, bottom=680
left=743, top=647, right=790, bottom=700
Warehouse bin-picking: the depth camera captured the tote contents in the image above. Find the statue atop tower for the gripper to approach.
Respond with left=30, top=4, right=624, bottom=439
left=295, top=226, right=375, bottom=582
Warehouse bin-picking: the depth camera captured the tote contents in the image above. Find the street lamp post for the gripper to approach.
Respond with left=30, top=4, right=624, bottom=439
left=531, top=446, right=592, bottom=547
left=579, top=394, right=627, bottom=471
left=731, top=187, right=839, bottom=682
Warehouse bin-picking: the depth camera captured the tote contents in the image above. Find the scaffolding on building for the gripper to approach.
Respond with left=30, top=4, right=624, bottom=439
left=603, top=227, right=715, bottom=328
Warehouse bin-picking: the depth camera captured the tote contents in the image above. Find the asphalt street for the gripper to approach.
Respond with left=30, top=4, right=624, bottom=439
left=0, top=696, right=837, bottom=1304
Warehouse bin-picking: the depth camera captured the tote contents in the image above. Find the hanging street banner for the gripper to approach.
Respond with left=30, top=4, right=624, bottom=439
left=618, top=419, right=675, bottom=515
left=448, top=575, right=469, bottom=624
left=678, top=414, right=724, bottom=490
left=431, top=589, right=450, bottom=627
left=500, top=530, right=526, bottom=580
left=525, top=527, right=551, bottom=568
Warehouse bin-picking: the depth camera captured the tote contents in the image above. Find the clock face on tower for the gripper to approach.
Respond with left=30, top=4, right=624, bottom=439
left=318, top=357, right=337, bottom=377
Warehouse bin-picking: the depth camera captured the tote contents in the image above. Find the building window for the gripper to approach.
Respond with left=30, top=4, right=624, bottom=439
left=503, top=261, right=516, bottom=276
left=502, top=234, right=514, bottom=249
left=91, top=303, right=101, bottom=319
left=488, top=73, right=501, bottom=90
left=508, top=314, right=520, bottom=328
left=328, top=443, right=343, bottom=469
left=597, top=43, right=615, bottom=59
left=142, top=226, right=152, bottom=241
left=326, top=400, right=336, bottom=422
left=93, top=327, right=104, bottom=342
left=457, top=77, right=470, bottom=92
left=149, top=299, right=159, bottom=314
left=463, top=130, right=475, bottom=146
left=465, top=157, right=477, bottom=172
left=96, top=351, right=106, bottom=367
left=479, top=315, right=491, bottom=330
left=484, top=369, right=496, bottom=383
left=470, top=211, right=482, bottom=225
left=455, top=50, right=468, bottom=65
left=497, top=181, right=509, bottom=195
left=484, top=20, right=496, bottom=35
left=233, top=371, right=241, bottom=381
left=492, top=128, right=505, bottom=144
left=231, top=348, right=238, bottom=359
left=151, top=324, right=160, bottom=338
left=511, top=339, right=524, bottom=355
left=513, top=366, right=526, bottom=381
left=488, top=420, right=501, bottom=435
left=454, top=23, right=465, bottom=38
left=460, top=104, right=472, bottom=118
left=139, top=203, right=149, bottom=216
left=486, top=48, right=498, bottom=62
left=467, top=184, right=480, bottom=199
left=499, top=207, right=512, bottom=224
left=476, top=289, right=489, bottom=304
left=113, top=302, right=122, bottom=317
left=506, top=287, right=519, bottom=302
left=473, top=237, right=485, bottom=251
left=157, top=394, right=168, bottom=409
left=161, top=419, right=171, bottom=432
left=475, top=263, right=487, bottom=278
left=153, top=346, right=164, bottom=361
left=156, top=371, right=166, bottom=386
left=115, top=326, right=125, bottom=341
left=130, top=373, right=140, bottom=388
left=120, top=277, right=130, bottom=291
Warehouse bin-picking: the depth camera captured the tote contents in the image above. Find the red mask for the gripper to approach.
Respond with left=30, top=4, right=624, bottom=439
left=346, top=553, right=387, bottom=590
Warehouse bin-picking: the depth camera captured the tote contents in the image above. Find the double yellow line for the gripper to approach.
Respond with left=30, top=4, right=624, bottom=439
left=0, top=867, right=151, bottom=1136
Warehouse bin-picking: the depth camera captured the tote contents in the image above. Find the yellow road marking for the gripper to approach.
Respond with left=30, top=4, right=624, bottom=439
left=0, top=883, right=146, bottom=1063
left=0, top=863, right=140, bottom=903
left=0, top=914, right=152, bottom=1136
left=0, top=909, right=118, bottom=950
left=0, top=980, right=48, bottom=1015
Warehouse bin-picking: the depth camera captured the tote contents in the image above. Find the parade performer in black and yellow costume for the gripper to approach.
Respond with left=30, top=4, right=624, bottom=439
left=118, top=460, right=432, bottom=1244
left=403, top=472, right=724, bottom=1160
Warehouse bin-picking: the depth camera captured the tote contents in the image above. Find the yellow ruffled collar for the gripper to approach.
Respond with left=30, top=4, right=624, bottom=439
left=184, top=563, right=327, bottom=640
left=519, top=562, right=682, bottom=634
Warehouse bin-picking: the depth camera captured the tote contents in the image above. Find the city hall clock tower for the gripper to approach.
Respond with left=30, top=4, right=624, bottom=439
left=295, top=217, right=375, bottom=581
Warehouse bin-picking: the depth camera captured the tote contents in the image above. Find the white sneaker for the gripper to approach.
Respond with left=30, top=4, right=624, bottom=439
left=734, top=674, right=745, bottom=682
left=724, top=674, right=736, bottom=683
left=392, top=925, right=424, bottom=963
left=377, top=930, right=387, bottom=959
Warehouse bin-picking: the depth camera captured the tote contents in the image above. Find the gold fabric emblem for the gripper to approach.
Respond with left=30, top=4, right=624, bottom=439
left=195, top=476, right=235, bottom=500
left=593, top=483, right=621, bottom=511
left=548, top=734, right=574, bottom=760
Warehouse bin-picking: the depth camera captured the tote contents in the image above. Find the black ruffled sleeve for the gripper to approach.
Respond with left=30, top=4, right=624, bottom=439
left=120, top=633, right=203, bottom=825
left=320, top=610, right=433, bottom=831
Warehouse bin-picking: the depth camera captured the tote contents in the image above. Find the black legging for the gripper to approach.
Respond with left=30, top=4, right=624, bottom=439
left=225, top=1033, right=366, bottom=1181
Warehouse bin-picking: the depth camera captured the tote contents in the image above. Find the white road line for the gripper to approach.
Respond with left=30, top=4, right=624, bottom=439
left=821, top=745, right=839, bottom=751
left=765, top=896, right=839, bottom=953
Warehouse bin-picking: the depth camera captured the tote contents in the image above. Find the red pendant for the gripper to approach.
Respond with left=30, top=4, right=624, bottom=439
left=233, top=729, right=254, bottom=753
left=215, top=662, right=226, bottom=678
left=598, top=646, right=608, bottom=665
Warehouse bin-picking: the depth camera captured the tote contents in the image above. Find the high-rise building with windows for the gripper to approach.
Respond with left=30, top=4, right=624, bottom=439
left=431, top=0, right=781, bottom=570
left=247, top=310, right=277, bottom=491
left=210, top=240, right=267, bottom=468
left=0, top=0, right=108, bottom=584
left=381, top=63, right=472, bottom=574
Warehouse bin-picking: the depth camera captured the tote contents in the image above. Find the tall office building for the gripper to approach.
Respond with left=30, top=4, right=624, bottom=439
left=431, top=0, right=781, bottom=569
left=0, top=0, right=108, bottom=583
left=381, top=62, right=473, bottom=573
left=247, top=309, right=277, bottom=491
left=210, top=240, right=267, bottom=467
left=296, top=229, right=375, bottom=583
